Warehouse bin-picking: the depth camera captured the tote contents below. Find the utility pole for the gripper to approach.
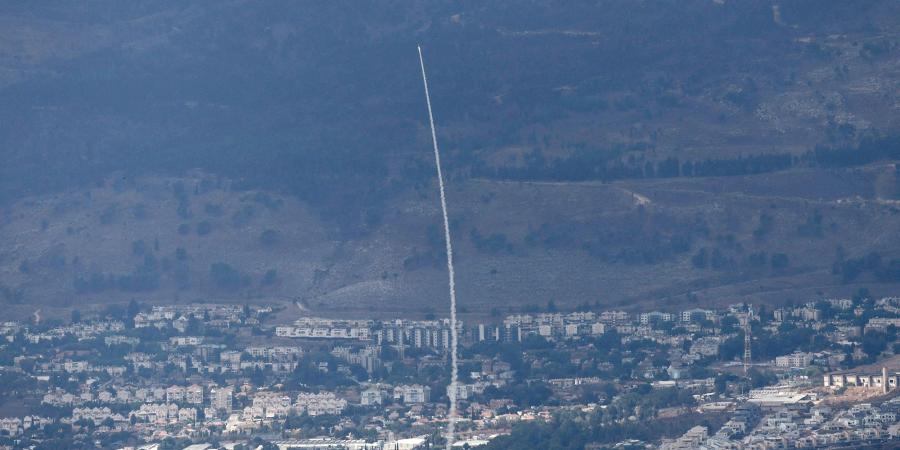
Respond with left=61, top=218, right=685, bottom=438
left=744, top=304, right=753, bottom=376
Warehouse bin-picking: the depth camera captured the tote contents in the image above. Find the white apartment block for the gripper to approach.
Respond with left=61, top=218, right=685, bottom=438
left=394, top=385, right=431, bottom=404
left=824, top=368, right=900, bottom=393
left=295, top=392, right=347, bottom=416
left=211, top=386, right=234, bottom=412
left=775, top=352, right=813, bottom=368
left=360, top=387, right=385, bottom=406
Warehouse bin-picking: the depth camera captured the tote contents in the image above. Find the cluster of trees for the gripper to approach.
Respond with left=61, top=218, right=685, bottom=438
left=524, top=213, right=702, bottom=267
left=285, top=353, right=357, bottom=390
left=482, top=409, right=726, bottom=450
left=796, top=210, right=825, bottom=238
left=860, top=329, right=895, bottom=361
left=753, top=212, right=775, bottom=239
left=283, top=413, right=342, bottom=436
left=481, top=382, right=554, bottom=408
left=833, top=251, right=900, bottom=283
left=462, top=332, right=696, bottom=405
left=472, top=150, right=793, bottom=182
left=209, top=263, right=277, bottom=290
left=715, top=311, right=899, bottom=370
left=209, top=262, right=249, bottom=289
left=470, top=228, right=514, bottom=255
left=73, top=257, right=161, bottom=293
left=804, top=135, right=900, bottom=168
left=73, top=257, right=277, bottom=294
left=718, top=324, right=826, bottom=363
left=691, top=247, right=789, bottom=272
left=587, top=232, right=694, bottom=266
left=0, top=284, right=25, bottom=304
left=474, top=135, right=900, bottom=184
left=615, top=385, right=697, bottom=418
left=464, top=357, right=710, bottom=448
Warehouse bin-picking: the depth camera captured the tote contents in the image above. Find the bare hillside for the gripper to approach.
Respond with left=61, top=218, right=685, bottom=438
left=4, top=163, right=900, bottom=321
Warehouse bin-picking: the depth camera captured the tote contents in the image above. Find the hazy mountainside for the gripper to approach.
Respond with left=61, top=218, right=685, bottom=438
left=2, top=1, right=900, bottom=318
left=5, top=165, right=900, bottom=320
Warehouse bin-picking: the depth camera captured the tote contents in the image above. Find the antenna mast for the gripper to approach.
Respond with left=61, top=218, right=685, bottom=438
left=744, top=304, right=753, bottom=375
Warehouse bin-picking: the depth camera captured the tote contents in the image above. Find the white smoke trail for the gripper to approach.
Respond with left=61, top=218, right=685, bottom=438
left=417, top=45, right=460, bottom=450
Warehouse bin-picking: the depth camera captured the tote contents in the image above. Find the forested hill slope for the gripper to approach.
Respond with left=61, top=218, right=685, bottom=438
left=2, top=1, right=900, bottom=318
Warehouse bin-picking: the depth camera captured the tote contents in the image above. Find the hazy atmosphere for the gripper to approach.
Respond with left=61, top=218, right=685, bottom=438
left=2, top=2, right=900, bottom=449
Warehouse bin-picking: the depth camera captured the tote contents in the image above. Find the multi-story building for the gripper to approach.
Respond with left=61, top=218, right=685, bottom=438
left=775, top=352, right=813, bottom=368
left=394, top=385, right=431, bottom=404
left=63, top=361, right=90, bottom=373
left=248, top=392, right=292, bottom=419
left=598, top=310, right=630, bottom=324
left=448, top=383, right=475, bottom=401
left=169, top=336, right=204, bottom=347
left=689, top=336, right=722, bottom=357
left=0, top=418, right=21, bottom=436
left=211, top=386, right=233, bottom=412
left=865, top=317, right=900, bottom=333
left=186, top=384, right=204, bottom=404
left=166, top=386, right=186, bottom=403
left=640, top=311, right=674, bottom=325
left=295, top=392, right=347, bottom=416
left=360, top=387, right=385, bottom=406
left=275, top=317, right=372, bottom=340
left=681, top=309, right=715, bottom=323
left=824, top=368, right=900, bottom=393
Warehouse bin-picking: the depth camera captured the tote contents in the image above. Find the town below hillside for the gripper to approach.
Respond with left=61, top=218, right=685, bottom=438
left=1, top=293, right=900, bottom=448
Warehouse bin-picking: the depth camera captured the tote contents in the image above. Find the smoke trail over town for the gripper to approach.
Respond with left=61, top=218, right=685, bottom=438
left=417, top=45, right=460, bottom=450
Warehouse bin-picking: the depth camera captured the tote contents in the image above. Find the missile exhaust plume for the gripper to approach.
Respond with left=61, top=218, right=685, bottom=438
left=417, top=45, right=460, bottom=450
